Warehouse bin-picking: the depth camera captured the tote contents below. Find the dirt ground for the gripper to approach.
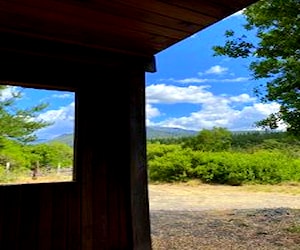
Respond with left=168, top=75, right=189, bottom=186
left=148, top=183, right=300, bottom=250
left=149, top=183, right=300, bottom=211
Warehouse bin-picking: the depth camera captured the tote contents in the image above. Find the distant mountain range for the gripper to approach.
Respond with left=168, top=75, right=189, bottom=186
left=146, top=126, right=197, bottom=139
left=47, top=126, right=198, bottom=146
left=45, top=127, right=280, bottom=147
left=49, top=133, right=74, bottom=146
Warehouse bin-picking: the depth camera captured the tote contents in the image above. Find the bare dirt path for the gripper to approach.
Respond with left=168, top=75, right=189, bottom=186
left=148, top=183, right=300, bottom=250
left=149, top=183, right=300, bottom=211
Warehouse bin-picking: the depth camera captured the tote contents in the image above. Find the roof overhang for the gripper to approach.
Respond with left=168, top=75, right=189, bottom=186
left=0, top=0, right=258, bottom=71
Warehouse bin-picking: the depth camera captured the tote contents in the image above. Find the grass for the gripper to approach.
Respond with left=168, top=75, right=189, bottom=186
left=15, top=174, right=73, bottom=184
left=0, top=170, right=73, bottom=185
left=286, top=225, right=300, bottom=233
left=149, top=179, right=300, bottom=195
left=242, top=182, right=300, bottom=195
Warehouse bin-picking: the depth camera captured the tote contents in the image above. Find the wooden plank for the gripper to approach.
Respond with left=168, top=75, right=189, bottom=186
left=90, top=156, right=108, bottom=249
left=86, top=0, right=201, bottom=33
left=215, top=0, right=257, bottom=11
left=0, top=186, right=22, bottom=250
left=0, top=0, right=188, bottom=40
left=0, top=48, right=154, bottom=96
left=76, top=86, right=96, bottom=250
left=50, top=184, right=68, bottom=250
left=37, top=184, right=53, bottom=250
left=18, top=185, right=40, bottom=250
left=159, top=0, right=231, bottom=18
left=0, top=0, right=237, bottom=56
left=128, top=68, right=152, bottom=250
left=0, top=25, right=164, bottom=57
left=0, top=32, right=157, bottom=74
left=0, top=0, right=258, bottom=56
left=112, top=0, right=217, bottom=25
left=66, top=184, right=81, bottom=250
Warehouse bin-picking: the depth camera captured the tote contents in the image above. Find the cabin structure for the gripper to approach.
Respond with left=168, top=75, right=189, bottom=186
left=0, top=0, right=258, bottom=249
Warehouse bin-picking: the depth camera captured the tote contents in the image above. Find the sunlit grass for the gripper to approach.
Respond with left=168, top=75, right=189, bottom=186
left=15, top=174, right=73, bottom=184
left=0, top=169, right=73, bottom=185
left=149, top=179, right=300, bottom=195
left=242, top=182, right=300, bottom=195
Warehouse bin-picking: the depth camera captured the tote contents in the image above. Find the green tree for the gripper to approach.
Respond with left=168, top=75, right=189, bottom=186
left=0, top=137, right=30, bottom=170
left=183, top=127, right=232, bottom=152
left=212, top=0, right=300, bottom=135
left=0, top=85, right=51, bottom=144
left=28, top=142, right=73, bottom=169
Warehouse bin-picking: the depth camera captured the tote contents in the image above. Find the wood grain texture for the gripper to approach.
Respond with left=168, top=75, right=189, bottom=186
left=0, top=0, right=258, bottom=57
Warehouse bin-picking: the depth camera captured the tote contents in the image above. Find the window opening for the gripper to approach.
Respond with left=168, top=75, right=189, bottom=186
left=0, top=83, right=75, bottom=185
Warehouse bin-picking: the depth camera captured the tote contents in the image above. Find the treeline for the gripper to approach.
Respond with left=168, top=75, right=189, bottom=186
left=0, top=137, right=73, bottom=182
left=147, top=127, right=300, bottom=185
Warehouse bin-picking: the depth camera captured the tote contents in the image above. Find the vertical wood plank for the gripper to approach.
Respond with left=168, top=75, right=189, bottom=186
left=19, top=185, right=40, bottom=250
left=91, top=157, right=108, bottom=250
left=37, top=184, right=53, bottom=250
left=51, top=183, right=68, bottom=250
left=0, top=186, right=21, bottom=250
left=77, top=81, right=107, bottom=250
left=105, top=68, right=133, bottom=250
left=66, top=184, right=81, bottom=250
left=128, top=67, right=152, bottom=250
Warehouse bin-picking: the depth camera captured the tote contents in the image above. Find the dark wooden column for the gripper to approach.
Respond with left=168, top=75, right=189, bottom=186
left=128, top=69, right=152, bottom=250
left=76, top=62, right=151, bottom=249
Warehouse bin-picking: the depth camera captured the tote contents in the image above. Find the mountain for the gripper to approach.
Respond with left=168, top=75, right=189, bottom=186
left=48, top=126, right=198, bottom=146
left=49, top=133, right=74, bottom=147
left=146, top=126, right=197, bottom=139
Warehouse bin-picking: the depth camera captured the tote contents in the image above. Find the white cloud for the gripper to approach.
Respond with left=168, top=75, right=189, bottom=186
left=203, top=65, right=228, bottom=75
left=252, top=102, right=280, bottom=116
left=36, top=102, right=75, bottom=139
left=229, top=94, right=256, bottom=103
left=146, top=104, right=161, bottom=126
left=0, top=86, right=20, bottom=101
left=146, top=84, right=213, bottom=104
left=146, top=84, right=283, bottom=132
left=38, top=102, right=75, bottom=122
left=52, top=93, right=73, bottom=99
left=150, top=101, right=282, bottom=132
left=221, top=77, right=249, bottom=82
left=146, top=104, right=161, bottom=118
left=162, top=66, right=249, bottom=84
left=175, top=77, right=248, bottom=84
left=176, top=78, right=209, bottom=84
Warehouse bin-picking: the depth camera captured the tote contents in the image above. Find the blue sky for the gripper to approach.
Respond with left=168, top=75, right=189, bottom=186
left=2, top=10, right=283, bottom=140
left=145, top=10, right=282, bottom=133
left=1, top=86, right=75, bottom=140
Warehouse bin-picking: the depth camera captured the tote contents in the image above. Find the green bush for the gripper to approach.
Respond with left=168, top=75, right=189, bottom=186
left=147, top=142, right=300, bottom=185
left=148, top=147, right=193, bottom=182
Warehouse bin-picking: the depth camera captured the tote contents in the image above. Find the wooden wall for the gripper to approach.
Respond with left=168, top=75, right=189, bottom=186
left=0, top=53, right=152, bottom=250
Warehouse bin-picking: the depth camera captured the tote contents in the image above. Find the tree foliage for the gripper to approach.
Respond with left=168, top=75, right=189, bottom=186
left=147, top=131, right=300, bottom=184
left=0, top=137, right=30, bottom=170
left=183, top=127, right=232, bottom=152
left=28, top=142, right=73, bottom=168
left=212, top=0, right=300, bottom=135
left=0, top=85, right=51, bottom=143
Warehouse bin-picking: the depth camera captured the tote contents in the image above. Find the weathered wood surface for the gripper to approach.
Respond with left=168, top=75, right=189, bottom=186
left=0, top=0, right=257, bottom=57
left=0, top=59, right=151, bottom=250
